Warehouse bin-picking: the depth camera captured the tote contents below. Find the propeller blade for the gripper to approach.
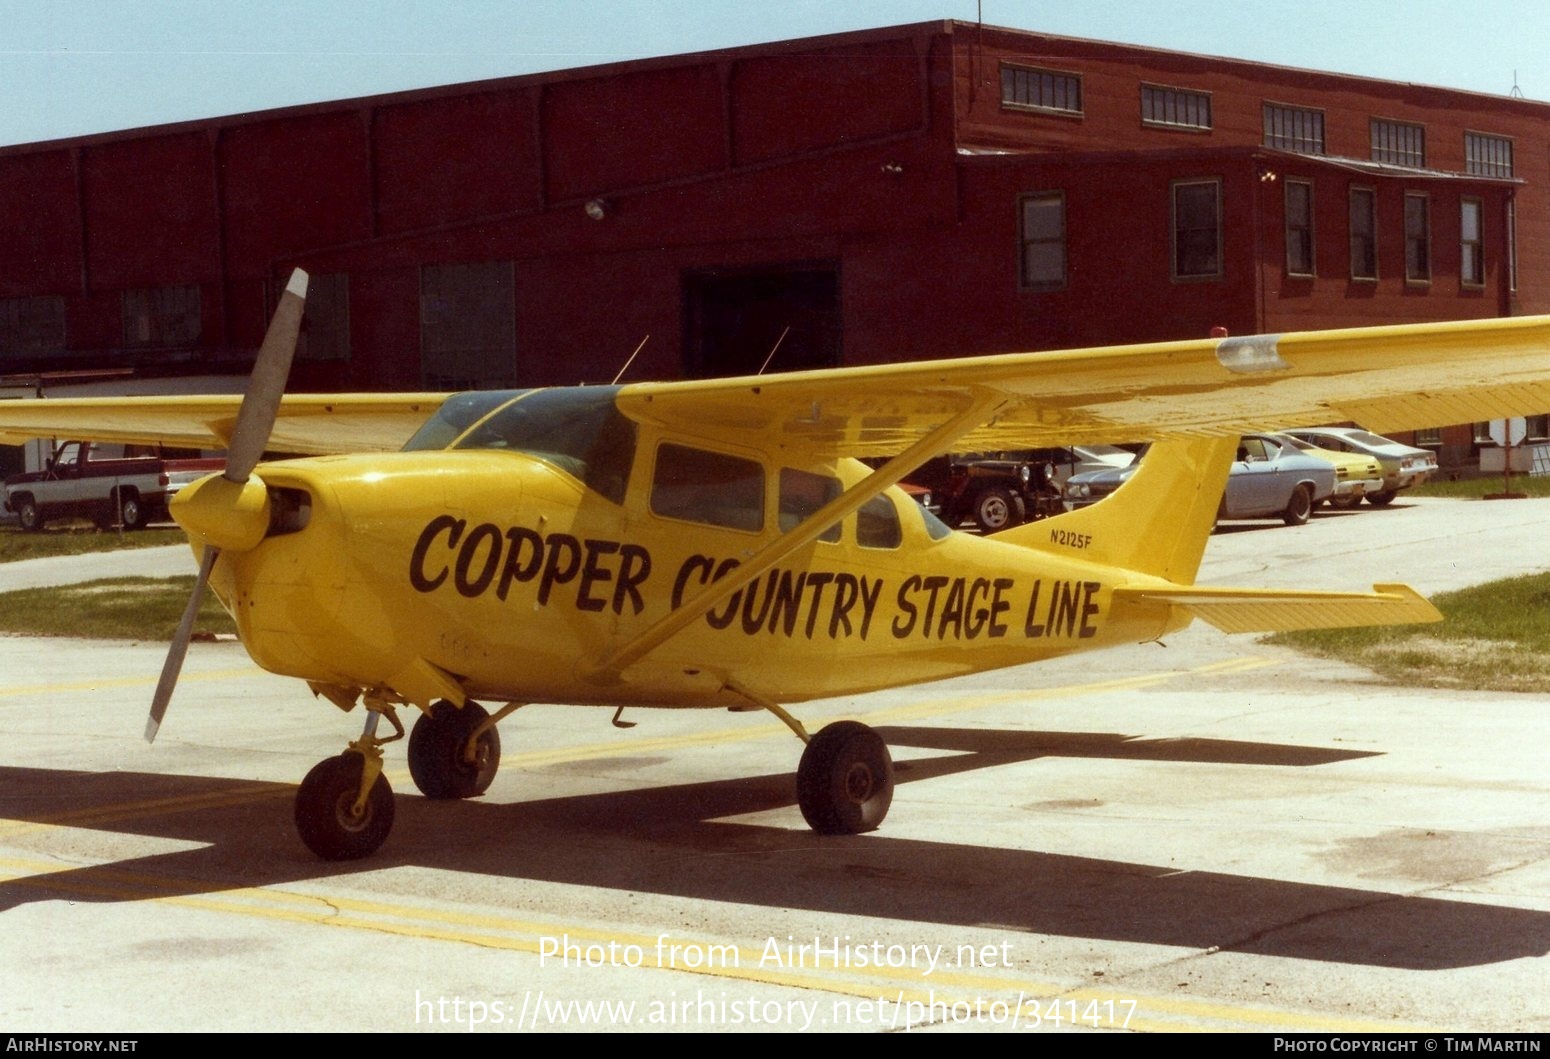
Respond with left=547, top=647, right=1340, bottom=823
left=225, top=269, right=308, bottom=483
left=145, top=531, right=219, bottom=742
left=148, top=270, right=306, bottom=742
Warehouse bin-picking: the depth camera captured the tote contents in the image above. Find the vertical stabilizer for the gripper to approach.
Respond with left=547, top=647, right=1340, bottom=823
left=998, top=437, right=1237, bottom=585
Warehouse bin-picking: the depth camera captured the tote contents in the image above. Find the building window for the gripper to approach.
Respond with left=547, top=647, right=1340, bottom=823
left=1371, top=119, right=1426, bottom=168
left=1414, top=427, right=1442, bottom=445
left=1349, top=187, right=1378, bottom=280
left=1263, top=103, right=1325, bottom=154
left=1465, top=132, right=1513, bottom=178
left=1141, top=84, right=1211, bottom=130
left=1285, top=180, right=1315, bottom=276
left=1001, top=64, right=1082, bottom=115
left=1404, top=193, right=1430, bottom=283
left=0, top=296, right=65, bottom=356
left=1171, top=179, right=1222, bottom=280
left=1019, top=192, right=1066, bottom=290
left=123, top=285, right=201, bottom=348
left=1461, top=197, right=1484, bottom=288
left=296, top=272, right=350, bottom=362
left=420, top=261, right=516, bottom=390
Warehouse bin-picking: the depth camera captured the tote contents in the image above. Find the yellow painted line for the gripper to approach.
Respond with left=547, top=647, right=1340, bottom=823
left=0, top=851, right=1429, bottom=1033
left=0, top=665, right=263, bottom=700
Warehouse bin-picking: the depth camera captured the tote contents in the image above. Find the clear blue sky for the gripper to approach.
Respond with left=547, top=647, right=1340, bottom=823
left=2, top=0, right=1545, bottom=148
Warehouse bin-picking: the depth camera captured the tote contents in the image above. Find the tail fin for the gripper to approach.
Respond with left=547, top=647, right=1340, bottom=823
left=999, top=437, right=1237, bottom=585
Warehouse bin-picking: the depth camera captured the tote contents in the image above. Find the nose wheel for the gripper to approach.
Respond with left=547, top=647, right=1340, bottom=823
left=295, top=700, right=403, bottom=860
left=294, top=752, right=395, bottom=860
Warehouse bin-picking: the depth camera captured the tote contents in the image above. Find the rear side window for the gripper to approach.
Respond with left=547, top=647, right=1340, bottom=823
left=857, top=495, right=902, bottom=549
left=651, top=443, right=764, bottom=532
left=779, top=468, right=841, bottom=542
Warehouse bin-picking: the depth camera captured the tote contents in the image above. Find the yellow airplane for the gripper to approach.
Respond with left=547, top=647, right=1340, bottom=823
left=3, top=269, right=1549, bottom=860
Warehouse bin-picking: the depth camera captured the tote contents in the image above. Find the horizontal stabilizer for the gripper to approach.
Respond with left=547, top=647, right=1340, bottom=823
left=1115, top=583, right=1441, bottom=634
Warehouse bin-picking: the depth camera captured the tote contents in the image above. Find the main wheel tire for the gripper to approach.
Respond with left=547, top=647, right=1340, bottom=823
left=972, top=487, right=1023, bottom=534
left=796, top=721, right=894, bottom=835
left=1282, top=484, right=1313, bottom=526
left=117, top=491, right=148, bottom=530
left=1365, top=489, right=1397, bottom=507
left=15, top=496, right=44, bottom=533
left=407, top=700, right=501, bottom=799
left=294, top=753, right=395, bottom=860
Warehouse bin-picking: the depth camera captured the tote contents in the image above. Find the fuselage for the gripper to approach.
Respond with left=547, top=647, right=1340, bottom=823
left=195, top=389, right=1187, bottom=711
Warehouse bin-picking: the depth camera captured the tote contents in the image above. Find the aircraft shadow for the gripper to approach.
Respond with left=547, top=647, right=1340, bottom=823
left=0, top=726, right=1542, bottom=972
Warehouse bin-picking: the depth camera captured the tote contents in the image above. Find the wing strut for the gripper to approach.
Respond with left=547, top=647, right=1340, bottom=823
left=588, top=394, right=1005, bottom=684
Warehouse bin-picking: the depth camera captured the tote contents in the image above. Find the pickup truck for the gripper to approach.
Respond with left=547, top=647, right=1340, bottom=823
left=3, top=441, right=224, bottom=532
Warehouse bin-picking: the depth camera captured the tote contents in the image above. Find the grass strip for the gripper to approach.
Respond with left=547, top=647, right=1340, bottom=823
left=0, top=575, right=236, bottom=640
left=1269, top=571, right=1550, bottom=692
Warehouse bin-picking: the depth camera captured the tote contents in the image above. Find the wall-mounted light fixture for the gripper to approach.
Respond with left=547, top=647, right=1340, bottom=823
left=584, top=198, right=609, bottom=221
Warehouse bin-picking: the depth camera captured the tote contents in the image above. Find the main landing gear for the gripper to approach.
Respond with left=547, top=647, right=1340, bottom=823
left=796, top=720, right=894, bottom=834
left=294, top=697, right=516, bottom=860
left=292, top=693, right=897, bottom=859
left=740, top=689, right=896, bottom=835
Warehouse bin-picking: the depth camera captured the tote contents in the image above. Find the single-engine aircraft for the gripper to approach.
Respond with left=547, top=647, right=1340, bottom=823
left=4, top=269, right=1550, bottom=860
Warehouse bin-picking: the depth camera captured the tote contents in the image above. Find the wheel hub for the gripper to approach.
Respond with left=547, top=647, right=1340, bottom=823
left=844, top=762, right=874, bottom=803
left=333, top=790, right=371, bottom=830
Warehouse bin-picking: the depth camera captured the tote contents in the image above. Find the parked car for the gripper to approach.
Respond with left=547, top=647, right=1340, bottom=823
left=2, top=440, right=224, bottom=531
left=1279, top=426, right=1438, bottom=506
left=902, top=446, right=1135, bottom=533
left=1269, top=432, right=1384, bottom=509
left=1063, top=434, right=1336, bottom=525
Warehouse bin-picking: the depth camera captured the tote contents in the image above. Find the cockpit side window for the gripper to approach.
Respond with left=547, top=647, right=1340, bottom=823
left=651, top=443, right=764, bottom=532
left=779, top=468, right=842, bottom=542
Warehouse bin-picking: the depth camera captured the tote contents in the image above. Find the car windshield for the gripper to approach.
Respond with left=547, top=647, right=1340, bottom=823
left=403, top=387, right=637, bottom=505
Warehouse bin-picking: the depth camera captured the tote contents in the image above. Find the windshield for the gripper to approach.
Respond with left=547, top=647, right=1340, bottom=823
left=402, top=390, right=529, bottom=452
left=414, top=387, right=638, bottom=505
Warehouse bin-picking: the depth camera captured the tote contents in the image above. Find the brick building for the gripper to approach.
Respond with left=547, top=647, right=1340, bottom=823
left=1, top=19, right=1545, bottom=469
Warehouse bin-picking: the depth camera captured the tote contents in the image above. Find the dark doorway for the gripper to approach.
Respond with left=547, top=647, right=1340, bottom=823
left=682, top=262, right=841, bottom=379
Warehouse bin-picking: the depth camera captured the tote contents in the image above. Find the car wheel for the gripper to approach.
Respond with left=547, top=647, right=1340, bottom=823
left=1328, top=496, right=1363, bottom=510
left=972, top=487, right=1023, bottom=534
left=15, top=496, right=44, bottom=533
left=1365, top=489, right=1397, bottom=507
left=1282, top=484, right=1313, bottom=526
left=117, top=490, right=149, bottom=530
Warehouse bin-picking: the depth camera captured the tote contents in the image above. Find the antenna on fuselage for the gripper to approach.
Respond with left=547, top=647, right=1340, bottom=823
left=610, top=335, right=650, bottom=385
left=756, top=326, right=791, bottom=376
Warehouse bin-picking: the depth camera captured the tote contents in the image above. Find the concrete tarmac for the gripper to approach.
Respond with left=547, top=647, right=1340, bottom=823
left=0, top=496, right=1546, bottom=1033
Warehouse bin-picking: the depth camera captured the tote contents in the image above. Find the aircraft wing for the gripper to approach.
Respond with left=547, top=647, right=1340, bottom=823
left=0, top=394, right=448, bottom=455
left=616, top=315, right=1550, bottom=457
